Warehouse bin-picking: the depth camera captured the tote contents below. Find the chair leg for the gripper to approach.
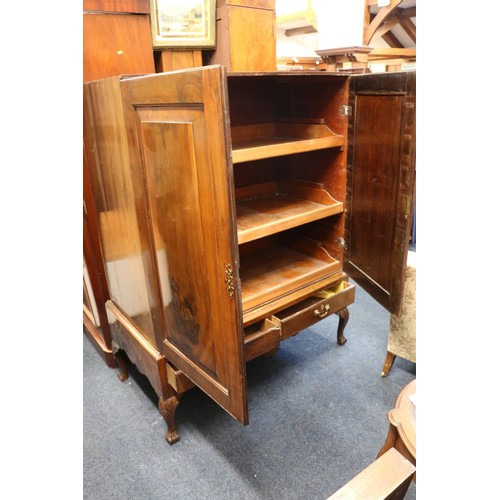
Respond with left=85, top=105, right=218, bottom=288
left=381, top=351, right=396, bottom=377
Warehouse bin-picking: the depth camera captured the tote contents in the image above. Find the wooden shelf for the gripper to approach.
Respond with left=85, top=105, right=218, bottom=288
left=239, top=237, right=341, bottom=319
left=231, top=121, right=344, bottom=163
left=236, top=180, right=343, bottom=244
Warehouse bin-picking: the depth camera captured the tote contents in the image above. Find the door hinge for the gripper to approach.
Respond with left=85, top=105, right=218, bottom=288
left=336, top=236, right=346, bottom=249
left=401, top=194, right=411, bottom=216
left=339, top=105, right=352, bottom=116
left=224, top=263, right=235, bottom=299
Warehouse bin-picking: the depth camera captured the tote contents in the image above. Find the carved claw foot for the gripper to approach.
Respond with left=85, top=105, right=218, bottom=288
left=112, top=342, right=129, bottom=381
left=159, top=394, right=180, bottom=445
left=336, top=307, right=349, bottom=346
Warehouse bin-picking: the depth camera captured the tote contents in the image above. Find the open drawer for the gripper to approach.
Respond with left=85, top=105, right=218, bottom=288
left=243, top=317, right=281, bottom=362
left=272, top=281, right=355, bottom=339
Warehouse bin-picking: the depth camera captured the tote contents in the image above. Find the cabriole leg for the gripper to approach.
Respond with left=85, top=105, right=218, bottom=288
left=381, top=351, right=396, bottom=377
left=159, top=393, right=181, bottom=445
left=336, top=307, right=349, bottom=346
left=112, top=342, right=129, bottom=381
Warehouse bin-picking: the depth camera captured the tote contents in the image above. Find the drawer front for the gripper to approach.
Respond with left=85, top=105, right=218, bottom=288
left=273, top=281, right=355, bottom=339
left=244, top=317, right=281, bottom=362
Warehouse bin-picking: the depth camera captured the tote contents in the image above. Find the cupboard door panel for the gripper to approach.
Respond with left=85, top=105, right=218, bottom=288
left=345, top=72, right=415, bottom=314
left=350, top=94, right=402, bottom=291
left=122, top=67, right=248, bottom=424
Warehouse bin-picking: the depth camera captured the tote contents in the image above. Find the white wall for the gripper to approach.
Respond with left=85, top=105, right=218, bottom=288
left=314, top=0, right=366, bottom=49
left=275, top=0, right=367, bottom=59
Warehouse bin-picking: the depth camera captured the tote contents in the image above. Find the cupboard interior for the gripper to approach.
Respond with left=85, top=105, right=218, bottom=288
left=226, top=75, right=348, bottom=326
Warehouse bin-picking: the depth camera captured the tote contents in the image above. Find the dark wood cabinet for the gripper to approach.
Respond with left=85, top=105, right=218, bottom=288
left=205, top=0, right=276, bottom=71
left=83, top=67, right=415, bottom=443
left=83, top=0, right=154, bottom=82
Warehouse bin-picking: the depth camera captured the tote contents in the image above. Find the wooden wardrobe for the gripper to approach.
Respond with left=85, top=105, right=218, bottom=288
left=83, top=67, right=415, bottom=443
left=83, top=0, right=155, bottom=367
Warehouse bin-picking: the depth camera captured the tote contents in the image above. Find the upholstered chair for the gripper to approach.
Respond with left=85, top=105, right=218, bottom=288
left=381, top=251, right=416, bottom=377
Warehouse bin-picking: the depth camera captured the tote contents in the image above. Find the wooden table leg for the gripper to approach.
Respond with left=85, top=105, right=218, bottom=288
left=377, top=421, right=399, bottom=459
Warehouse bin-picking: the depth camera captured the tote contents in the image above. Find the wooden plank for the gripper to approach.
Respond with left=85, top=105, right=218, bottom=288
left=369, top=48, right=416, bottom=59
left=381, top=31, right=404, bottom=49
left=399, top=18, right=416, bottom=43
left=232, top=136, right=342, bottom=163
left=239, top=243, right=340, bottom=311
left=285, top=26, right=317, bottom=36
left=235, top=180, right=343, bottom=244
left=84, top=0, right=149, bottom=14
left=328, top=448, right=415, bottom=500
left=232, top=122, right=344, bottom=163
left=155, top=50, right=203, bottom=72
left=364, top=0, right=403, bottom=45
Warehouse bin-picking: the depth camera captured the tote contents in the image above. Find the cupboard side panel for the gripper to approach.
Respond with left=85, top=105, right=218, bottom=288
left=83, top=13, right=154, bottom=82
left=83, top=78, right=161, bottom=348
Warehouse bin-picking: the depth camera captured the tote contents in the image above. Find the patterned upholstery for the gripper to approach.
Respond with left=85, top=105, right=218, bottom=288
left=382, top=251, right=416, bottom=375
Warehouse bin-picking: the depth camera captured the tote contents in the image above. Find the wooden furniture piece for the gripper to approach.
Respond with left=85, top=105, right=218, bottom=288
left=83, top=153, right=115, bottom=367
left=83, top=0, right=156, bottom=366
left=276, top=56, right=326, bottom=72
left=328, top=448, right=416, bottom=500
left=317, top=46, right=374, bottom=73
left=378, top=379, right=416, bottom=470
left=382, top=250, right=416, bottom=377
left=344, top=71, right=415, bottom=315
left=154, top=50, right=203, bottom=73
left=83, top=0, right=155, bottom=82
left=205, top=0, right=276, bottom=71
left=83, top=68, right=415, bottom=444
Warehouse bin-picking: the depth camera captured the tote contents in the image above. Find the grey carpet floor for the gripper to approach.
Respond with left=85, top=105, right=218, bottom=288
left=83, top=281, right=416, bottom=499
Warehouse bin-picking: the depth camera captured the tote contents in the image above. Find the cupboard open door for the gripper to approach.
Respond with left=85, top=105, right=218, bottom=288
left=121, top=66, right=248, bottom=424
left=344, top=71, right=416, bottom=315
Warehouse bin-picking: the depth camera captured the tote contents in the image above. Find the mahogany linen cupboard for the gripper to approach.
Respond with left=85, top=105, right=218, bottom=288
left=83, top=67, right=415, bottom=443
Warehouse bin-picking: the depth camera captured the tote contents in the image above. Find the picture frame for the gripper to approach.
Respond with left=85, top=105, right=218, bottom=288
left=149, top=0, right=216, bottom=48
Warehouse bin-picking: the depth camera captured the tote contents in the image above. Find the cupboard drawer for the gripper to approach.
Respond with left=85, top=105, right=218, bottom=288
left=273, top=281, right=355, bottom=339
left=244, top=317, right=281, bottom=362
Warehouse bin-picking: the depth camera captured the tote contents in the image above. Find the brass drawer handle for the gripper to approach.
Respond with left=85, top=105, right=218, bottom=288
left=314, top=304, right=330, bottom=318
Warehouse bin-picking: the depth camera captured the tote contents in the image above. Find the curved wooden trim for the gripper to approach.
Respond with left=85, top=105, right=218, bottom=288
left=364, top=0, right=403, bottom=46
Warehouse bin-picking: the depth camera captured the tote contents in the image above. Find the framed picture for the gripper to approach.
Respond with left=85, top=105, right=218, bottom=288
left=150, top=0, right=216, bottom=48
